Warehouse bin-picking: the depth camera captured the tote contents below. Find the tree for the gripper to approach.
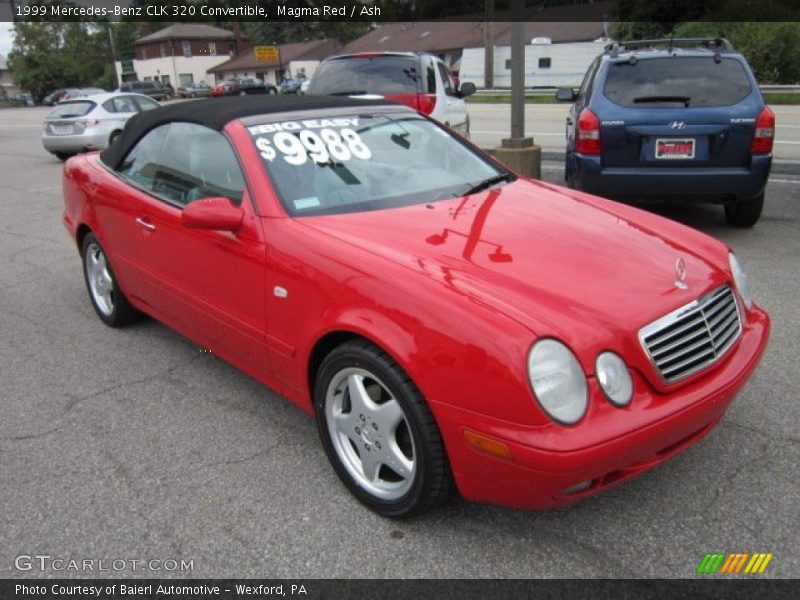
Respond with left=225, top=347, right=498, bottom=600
left=673, top=22, right=800, bottom=84
left=8, top=21, right=120, bottom=101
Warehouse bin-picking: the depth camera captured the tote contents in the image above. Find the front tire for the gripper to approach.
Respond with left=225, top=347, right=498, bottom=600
left=81, top=233, right=139, bottom=327
left=725, top=193, right=764, bottom=227
left=314, top=340, right=452, bottom=518
left=54, top=152, right=73, bottom=162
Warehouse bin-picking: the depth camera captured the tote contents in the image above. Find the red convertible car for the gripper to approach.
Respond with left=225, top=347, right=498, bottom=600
left=62, top=96, right=770, bottom=517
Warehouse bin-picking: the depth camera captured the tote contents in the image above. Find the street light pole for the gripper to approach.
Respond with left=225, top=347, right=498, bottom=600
left=483, top=0, right=494, bottom=90
left=492, top=0, right=541, bottom=178
left=510, top=16, right=525, bottom=139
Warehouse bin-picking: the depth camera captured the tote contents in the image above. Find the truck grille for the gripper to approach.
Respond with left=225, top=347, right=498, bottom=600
left=639, top=285, right=742, bottom=384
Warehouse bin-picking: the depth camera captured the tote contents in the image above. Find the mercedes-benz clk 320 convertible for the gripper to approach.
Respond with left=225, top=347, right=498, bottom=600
left=62, top=96, right=770, bottom=517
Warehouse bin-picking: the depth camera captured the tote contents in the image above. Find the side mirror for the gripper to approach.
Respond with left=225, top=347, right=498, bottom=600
left=555, top=88, right=577, bottom=102
left=181, top=197, right=244, bottom=231
left=459, top=82, right=476, bottom=98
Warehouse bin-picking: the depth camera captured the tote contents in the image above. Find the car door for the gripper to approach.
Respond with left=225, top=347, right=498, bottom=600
left=132, top=95, right=160, bottom=113
left=101, top=95, right=138, bottom=131
left=116, top=122, right=269, bottom=376
left=435, top=60, right=468, bottom=134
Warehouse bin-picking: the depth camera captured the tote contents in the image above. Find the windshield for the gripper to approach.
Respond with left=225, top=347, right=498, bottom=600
left=604, top=56, right=752, bottom=108
left=47, top=101, right=96, bottom=119
left=309, top=56, right=422, bottom=95
left=247, top=113, right=508, bottom=216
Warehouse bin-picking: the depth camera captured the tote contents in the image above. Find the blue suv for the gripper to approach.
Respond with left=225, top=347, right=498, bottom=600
left=558, top=38, right=774, bottom=227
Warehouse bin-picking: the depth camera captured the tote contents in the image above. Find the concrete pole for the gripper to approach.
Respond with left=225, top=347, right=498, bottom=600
left=483, top=0, right=493, bottom=89
left=510, top=17, right=525, bottom=139
left=492, top=0, right=541, bottom=178
left=107, top=24, right=120, bottom=89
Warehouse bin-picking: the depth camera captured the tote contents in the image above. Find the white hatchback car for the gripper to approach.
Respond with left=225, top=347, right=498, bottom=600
left=42, top=92, right=161, bottom=161
left=307, top=52, right=475, bottom=136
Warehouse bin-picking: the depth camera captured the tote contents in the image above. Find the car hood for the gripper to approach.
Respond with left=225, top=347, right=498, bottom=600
left=299, top=179, right=729, bottom=348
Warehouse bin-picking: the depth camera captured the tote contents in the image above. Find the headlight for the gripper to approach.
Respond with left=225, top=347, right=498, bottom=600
left=527, top=339, right=588, bottom=425
left=595, top=352, right=633, bottom=407
left=729, top=253, right=753, bottom=310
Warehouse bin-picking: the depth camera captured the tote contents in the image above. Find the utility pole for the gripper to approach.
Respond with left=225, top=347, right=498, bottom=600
left=483, top=0, right=493, bottom=90
left=107, top=24, right=120, bottom=89
left=492, top=0, right=541, bottom=178
left=509, top=16, right=525, bottom=139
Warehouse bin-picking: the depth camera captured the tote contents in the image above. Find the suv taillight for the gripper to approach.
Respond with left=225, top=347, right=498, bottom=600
left=418, top=94, right=437, bottom=116
left=576, top=109, right=601, bottom=155
left=750, top=106, right=775, bottom=154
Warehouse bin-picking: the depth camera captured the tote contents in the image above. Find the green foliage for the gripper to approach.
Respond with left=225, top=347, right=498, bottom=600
left=612, top=19, right=800, bottom=85
left=8, top=20, right=121, bottom=101
left=673, top=22, right=800, bottom=84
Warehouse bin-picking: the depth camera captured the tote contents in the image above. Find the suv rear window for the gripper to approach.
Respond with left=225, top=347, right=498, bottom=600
left=47, top=101, right=96, bottom=119
left=603, top=57, right=752, bottom=108
left=309, top=56, right=422, bottom=95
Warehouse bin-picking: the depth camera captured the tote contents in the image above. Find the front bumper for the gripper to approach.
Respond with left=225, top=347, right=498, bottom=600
left=569, top=154, right=772, bottom=203
left=433, top=307, right=770, bottom=510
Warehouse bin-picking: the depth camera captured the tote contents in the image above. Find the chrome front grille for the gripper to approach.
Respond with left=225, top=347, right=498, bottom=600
left=639, top=285, right=742, bottom=384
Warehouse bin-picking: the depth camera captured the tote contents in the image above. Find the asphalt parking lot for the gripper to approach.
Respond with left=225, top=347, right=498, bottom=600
left=1, top=104, right=798, bottom=579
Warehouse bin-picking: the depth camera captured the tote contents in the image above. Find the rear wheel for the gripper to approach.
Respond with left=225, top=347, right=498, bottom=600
left=725, top=193, right=764, bottom=227
left=314, top=340, right=452, bottom=517
left=81, top=233, right=140, bottom=327
left=108, top=130, right=121, bottom=146
left=54, top=152, right=73, bottom=162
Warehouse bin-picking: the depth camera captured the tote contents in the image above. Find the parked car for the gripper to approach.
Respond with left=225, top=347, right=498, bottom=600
left=307, top=51, right=475, bottom=135
left=279, top=76, right=307, bottom=95
left=118, top=80, right=171, bottom=101
left=299, top=80, right=311, bottom=95
left=212, top=77, right=278, bottom=97
left=556, top=38, right=774, bottom=227
left=43, top=88, right=73, bottom=106
left=178, top=81, right=211, bottom=98
left=62, top=96, right=769, bottom=517
left=43, top=92, right=161, bottom=161
left=10, top=92, right=35, bottom=107
left=60, top=87, right=106, bottom=101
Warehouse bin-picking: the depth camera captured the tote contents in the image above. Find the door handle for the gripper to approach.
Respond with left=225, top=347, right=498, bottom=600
left=135, top=217, right=156, bottom=231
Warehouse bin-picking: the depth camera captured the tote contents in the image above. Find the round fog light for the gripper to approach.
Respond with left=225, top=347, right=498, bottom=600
left=596, top=352, right=633, bottom=407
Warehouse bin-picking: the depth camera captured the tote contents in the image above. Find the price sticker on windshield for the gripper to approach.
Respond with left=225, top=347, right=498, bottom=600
left=249, top=118, right=372, bottom=166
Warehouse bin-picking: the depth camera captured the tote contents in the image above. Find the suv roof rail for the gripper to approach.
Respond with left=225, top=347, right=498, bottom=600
left=605, top=37, right=735, bottom=56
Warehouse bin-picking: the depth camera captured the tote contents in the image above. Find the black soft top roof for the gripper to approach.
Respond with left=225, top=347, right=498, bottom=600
left=100, top=95, right=398, bottom=170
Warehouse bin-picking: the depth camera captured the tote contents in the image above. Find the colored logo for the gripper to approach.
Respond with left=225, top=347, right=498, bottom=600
left=696, top=552, right=774, bottom=574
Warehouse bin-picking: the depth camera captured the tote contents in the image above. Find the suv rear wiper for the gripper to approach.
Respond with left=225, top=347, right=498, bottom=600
left=463, top=173, right=515, bottom=196
left=633, top=95, right=691, bottom=107
left=329, top=90, right=369, bottom=96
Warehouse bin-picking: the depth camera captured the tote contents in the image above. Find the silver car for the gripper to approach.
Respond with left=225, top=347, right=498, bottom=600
left=42, top=92, right=161, bottom=161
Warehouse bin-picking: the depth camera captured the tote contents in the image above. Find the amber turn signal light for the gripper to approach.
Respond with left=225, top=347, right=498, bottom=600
left=463, top=429, right=513, bottom=461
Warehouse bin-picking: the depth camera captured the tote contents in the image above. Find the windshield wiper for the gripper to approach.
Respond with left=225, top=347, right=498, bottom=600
left=462, top=173, right=515, bottom=196
left=633, top=95, right=691, bottom=107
